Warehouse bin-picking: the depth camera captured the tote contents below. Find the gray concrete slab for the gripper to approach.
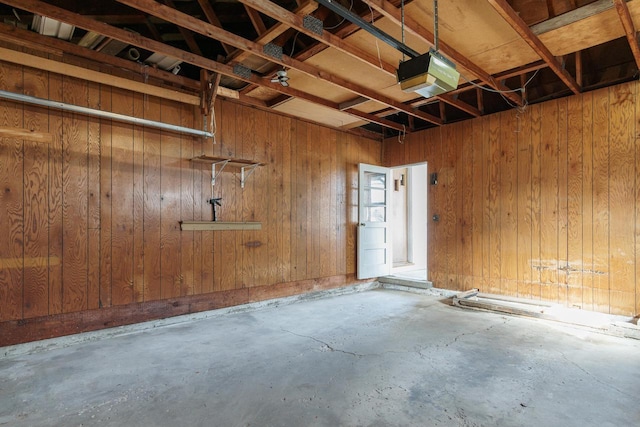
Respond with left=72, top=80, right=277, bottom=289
left=1, top=289, right=639, bottom=427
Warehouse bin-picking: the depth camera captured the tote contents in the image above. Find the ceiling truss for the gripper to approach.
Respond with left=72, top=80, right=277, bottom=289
left=0, top=0, right=637, bottom=136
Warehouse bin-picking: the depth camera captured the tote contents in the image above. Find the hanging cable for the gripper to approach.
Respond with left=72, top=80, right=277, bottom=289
left=434, top=0, right=439, bottom=53
left=401, top=0, right=405, bottom=62
left=289, top=31, right=300, bottom=57
left=461, top=69, right=540, bottom=95
left=324, top=0, right=353, bottom=30
left=366, top=4, right=384, bottom=69
left=398, top=124, right=406, bottom=144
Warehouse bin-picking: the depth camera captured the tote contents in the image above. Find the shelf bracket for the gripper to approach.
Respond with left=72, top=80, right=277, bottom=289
left=239, top=163, right=259, bottom=189
left=211, top=159, right=230, bottom=186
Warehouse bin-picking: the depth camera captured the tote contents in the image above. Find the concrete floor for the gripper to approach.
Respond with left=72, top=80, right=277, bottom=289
left=1, top=288, right=639, bottom=427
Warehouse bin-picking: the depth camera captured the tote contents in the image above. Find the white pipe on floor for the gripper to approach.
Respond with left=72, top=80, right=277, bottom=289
left=0, top=89, right=213, bottom=138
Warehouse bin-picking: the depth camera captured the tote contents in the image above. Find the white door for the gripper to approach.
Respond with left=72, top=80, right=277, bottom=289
left=357, top=163, right=392, bottom=279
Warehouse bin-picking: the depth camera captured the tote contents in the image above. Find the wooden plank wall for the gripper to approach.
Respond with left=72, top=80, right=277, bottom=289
left=384, top=81, right=639, bottom=317
left=0, top=59, right=380, bottom=340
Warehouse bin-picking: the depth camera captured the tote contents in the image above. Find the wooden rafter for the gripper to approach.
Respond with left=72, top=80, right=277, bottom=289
left=344, top=109, right=407, bottom=132
left=244, top=5, right=267, bottom=35
left=196, top=0, right=234, bottom=54
left=255, top=7, right=384, bottom=114
left=339, top=97, right=370, bottom=111
left=0, top=0, right=398, bottom=131
left=226, top=1, right=318, bottom=64
left=361, top=0, right=523, bottom=107
left=437, top=94, right=481, bottom=117
left=476, top=87, right=484, bottom=114
left=613, top=0, right=640, bottom=70
left=237, top=0, right=397, bottom=77
left=434, top=61, right=548, bottom=99
left=266, top=94, right=291, bottom=108
left=575, top=50, right=583, bottom=87
left=0, top=21, right=200, bottom=90
left=115, top=0, right=442, bottom=125
left=487, top=0, right=580, bottom=95
left=144, top=18, right=164, bottom=41
left=238, top=0, right=478, bottom=119
left=165, top=0, right=202, bottom=55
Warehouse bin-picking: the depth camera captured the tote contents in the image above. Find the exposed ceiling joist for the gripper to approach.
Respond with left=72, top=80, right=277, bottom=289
left=237, top=0, right=480, bottom=118
left=487, top=0, right=581, bottom=95
left=3, top=0, right=402, bottom=131
left=344, top=108, right=408, bottom=132
left=575, top=50, right=583, bottom=87
left=476, top=87, right=484, bottom=114
left=531, top=0, right=615, bottom=35
left=0, top=20, right=200, bottom=90
left=361, top=0, right=524, bottom=107
left=613, top=0, right=640, bottom=70
left=196, top=0, right=234, bottom=54
left=236, top=0, right=397, bottom=77
left=226, top=1, right=318, bottom=64
left=244, top=5, right=267, bottom=36
left=115, top=0, right=442, bottom=125
left=437, top=93, right=481, bottom=117
left=164, top=0, right=202, bottom=55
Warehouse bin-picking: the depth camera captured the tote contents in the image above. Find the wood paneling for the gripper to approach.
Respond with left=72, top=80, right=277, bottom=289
left=385, top=81, right=640, bottom=317
left=0, top=61, right=24, bottom=321
left=62, top=76, right=89, bottom=313
left=0, top=59, right=381, bottom=342
left=22, top=67, right=48, bottom=317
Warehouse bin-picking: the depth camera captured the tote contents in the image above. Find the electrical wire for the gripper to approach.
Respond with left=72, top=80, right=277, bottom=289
left=324, top=0, right=353, bottom=30
left=289, top=31, right=301, bottom=57
left=398, top=124, right=406, bottom=144
left=366, top=4, right=384, bottom=70
left=461, top=69, right=541, bottom=94
left=401, top=0, right=405, bottom=61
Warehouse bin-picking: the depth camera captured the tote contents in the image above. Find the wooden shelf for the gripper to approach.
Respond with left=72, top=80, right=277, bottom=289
left=180, top=221, right=262, bottom=231
left=190, top=155, right=264, bottom=188
left=191, top=155, right=265, bottom=168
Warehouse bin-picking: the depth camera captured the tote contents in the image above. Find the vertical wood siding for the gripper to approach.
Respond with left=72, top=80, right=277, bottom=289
left=384, top=81, right=639, bottom=317
left=0, top=60, right=380, bottom=328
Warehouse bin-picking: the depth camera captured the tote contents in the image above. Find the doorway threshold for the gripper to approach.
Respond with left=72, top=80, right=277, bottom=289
left=379, top=269, right=432, bottom=289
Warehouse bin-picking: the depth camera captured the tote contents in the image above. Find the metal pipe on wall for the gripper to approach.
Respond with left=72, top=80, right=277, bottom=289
left=0, top=89, right=214, bottom=138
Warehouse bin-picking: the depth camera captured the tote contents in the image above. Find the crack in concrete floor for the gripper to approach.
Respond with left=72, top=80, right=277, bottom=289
left=2, top=290, right=639, bottom=427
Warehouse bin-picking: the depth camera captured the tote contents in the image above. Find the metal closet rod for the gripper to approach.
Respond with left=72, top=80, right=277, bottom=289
left=0, top=90, right=214, bottom=138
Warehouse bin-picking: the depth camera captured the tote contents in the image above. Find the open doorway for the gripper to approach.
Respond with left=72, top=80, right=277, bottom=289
left=389, top=163, right=427, bottom=281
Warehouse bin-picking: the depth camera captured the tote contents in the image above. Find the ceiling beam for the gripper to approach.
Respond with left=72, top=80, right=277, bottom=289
left=613, top=0, right=640, bottom=70
left=236, top=0, right=397, bottom=77
left=265, top=94, right=291, bottom=108
left=196, top=0, right=234, bottom=54
left=361, top=0, right=524, bottom=107
left=165, top=0, right=202, bottom=55
left=115, top=0, right=442, bottom=125
left=437, top=93, right=481, bottom=117
left=0, top=21, right=201, bottom=91
left=226, top=1, right=318, bottom=64
left=244, top=5, right=267, bottom=35
left=239, top=0, right=479, bottom=117
left=344, top=108, right=408, bottom=132
left=339, top=96, right=370, bottom=111
left=487, top=0, right=581, bottom=95
left=2, top=0, right=404, bottom=131
left=575, top=50, right=583, bottom=87
left=0, top=46, right=201, bottom=105
left=476, top=87, right=484, bottom=114
left=439, top=102, right=446, bottom=123
left=531, top=0, right=614, bottom=35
